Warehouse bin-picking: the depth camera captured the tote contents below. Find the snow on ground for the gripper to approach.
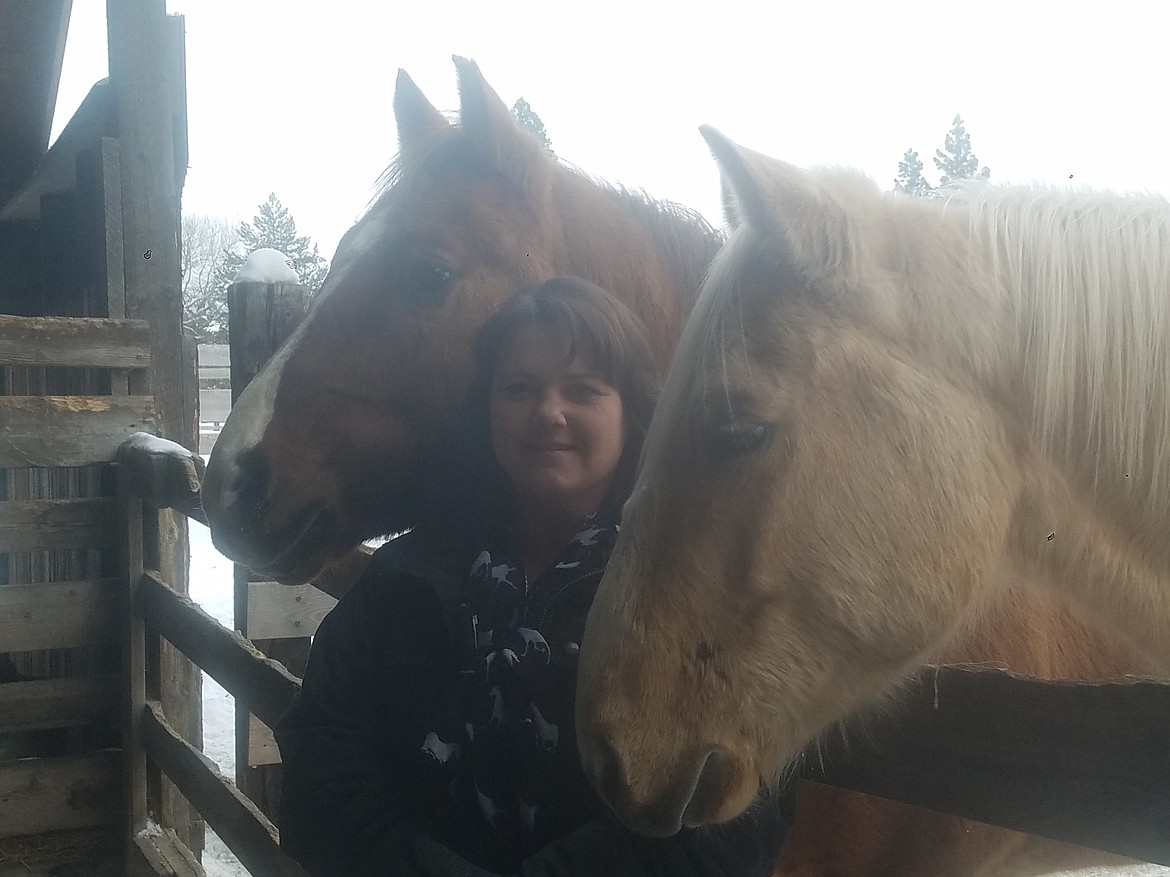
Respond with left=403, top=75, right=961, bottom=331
left=189, top=518, right=252, bottom=877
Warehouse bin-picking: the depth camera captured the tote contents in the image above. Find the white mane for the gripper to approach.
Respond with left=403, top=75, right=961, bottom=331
left=945, top=183, right=1170, bottom=518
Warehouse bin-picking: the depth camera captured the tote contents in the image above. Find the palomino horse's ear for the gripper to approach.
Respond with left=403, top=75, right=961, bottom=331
left=394, top=69, right=449, bottom=153
left=700, top=125, right=850, bottom=278
left=453, top=55, right=548, bottom=193
left=718, top=176, right=743, bottom=230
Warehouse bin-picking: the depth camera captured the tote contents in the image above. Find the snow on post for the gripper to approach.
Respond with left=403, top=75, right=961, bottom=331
left=226, top=250, right=312, bottom=391
left=232, top=248, right=301, bottom=285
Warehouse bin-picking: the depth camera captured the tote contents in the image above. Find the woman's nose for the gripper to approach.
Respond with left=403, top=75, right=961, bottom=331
left=535, top=392, right=568, bottom=425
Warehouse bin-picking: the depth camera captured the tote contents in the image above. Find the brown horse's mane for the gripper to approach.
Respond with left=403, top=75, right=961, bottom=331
left=596, top=180, right=725, bottom=308
left=372, top=134, right=724, bottom=318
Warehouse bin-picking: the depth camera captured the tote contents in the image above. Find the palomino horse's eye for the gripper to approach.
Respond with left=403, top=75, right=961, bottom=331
left=400, top=259, right=456, bottom=308
left=705, top=422, right=773, bottom=458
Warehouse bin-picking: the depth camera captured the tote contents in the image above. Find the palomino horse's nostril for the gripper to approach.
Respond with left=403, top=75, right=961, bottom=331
left=587, top=736, right=627, bottom=814
left=682, top=745, right=733, bottom=828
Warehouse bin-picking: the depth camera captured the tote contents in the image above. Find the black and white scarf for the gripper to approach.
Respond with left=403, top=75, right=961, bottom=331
left=419, top=512, right=618, bottom=850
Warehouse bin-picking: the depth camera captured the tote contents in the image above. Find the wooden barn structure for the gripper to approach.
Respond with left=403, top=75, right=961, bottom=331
left=1, top=0, right=203, bottom=871
left=0, top=2, right=1167, bottom=876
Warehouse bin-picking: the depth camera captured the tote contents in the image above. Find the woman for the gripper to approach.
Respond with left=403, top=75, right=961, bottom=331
left=276, top=277, right=792, bottom=877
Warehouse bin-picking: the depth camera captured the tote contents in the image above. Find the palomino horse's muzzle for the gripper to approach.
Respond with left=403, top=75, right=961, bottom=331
left=580, top=732, right=740, bottom=837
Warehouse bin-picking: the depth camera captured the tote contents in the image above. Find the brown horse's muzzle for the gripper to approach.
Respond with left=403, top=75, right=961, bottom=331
left=202, top=441, right=338, bottom=582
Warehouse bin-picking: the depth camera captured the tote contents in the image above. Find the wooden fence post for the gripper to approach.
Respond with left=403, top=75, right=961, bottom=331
left=226, top=278, right=311, bottom=821
left=107, top=0, right=200, bottom=854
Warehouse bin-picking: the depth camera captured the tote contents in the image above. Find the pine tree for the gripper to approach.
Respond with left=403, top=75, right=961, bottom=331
left=211, top=194, right=331, bottom=299
left=894, top=116, right=992, bottom=198
left=933, top=115, right=991, bottom=188
left=511, top=97, right=554, bottom=155
left=893, top=149, right=933, bottom=197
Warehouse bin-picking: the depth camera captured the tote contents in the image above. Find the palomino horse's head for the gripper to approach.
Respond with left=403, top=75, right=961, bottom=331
left=202, top=58, right=709, bottom=581
left=576, top=129, right=1030, bottom=836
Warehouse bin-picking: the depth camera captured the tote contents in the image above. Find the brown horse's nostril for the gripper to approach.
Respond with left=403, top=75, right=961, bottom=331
left=231, top=447, right=270, bottom=521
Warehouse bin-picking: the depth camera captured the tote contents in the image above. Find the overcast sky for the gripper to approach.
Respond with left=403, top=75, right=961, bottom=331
left=55, top=1, right=1170, bottom=261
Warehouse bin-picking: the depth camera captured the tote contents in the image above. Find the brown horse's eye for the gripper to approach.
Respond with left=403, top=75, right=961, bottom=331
left=705, top=422, right=773, bottom=459
left=400, top=258, right=456, bottom=308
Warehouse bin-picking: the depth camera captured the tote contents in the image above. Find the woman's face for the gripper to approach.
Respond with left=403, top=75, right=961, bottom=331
left=490, top=324, right=625, bottom=520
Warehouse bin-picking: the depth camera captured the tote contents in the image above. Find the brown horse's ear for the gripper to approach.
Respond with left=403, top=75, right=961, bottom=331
left=394, top=69, right=449, bottom=153
left=700, top=125, right=851, bottom=280
left=453, top=55, right=548, bottom=193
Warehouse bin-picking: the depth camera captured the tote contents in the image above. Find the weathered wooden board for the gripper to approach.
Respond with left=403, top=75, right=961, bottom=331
left=0, top=395, right=156, bottom=468
left=0, top=579, right=118, bottom=651
left=0, top=315, right=149, bottom=368
left=812, top=665, right=1170, bottom=866
left=0, top=751, right=120, bottom=838
left=247, top=714, right=281, bottom=767
left=137, top=571, right=301, bottom=730
left=0, top=674, right=119, bottom=733
left=129, top=825, right=203, bottom=877
left=246, top=581, right=337, bottom=641
left=141, top=701, right=308, bottom=877
left=0, top=78, right=112, bottom=223
left=0, top=498, right=117, bottom=552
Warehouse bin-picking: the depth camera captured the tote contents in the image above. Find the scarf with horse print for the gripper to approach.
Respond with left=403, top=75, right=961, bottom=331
left=419, top=512, right=619, bottom=854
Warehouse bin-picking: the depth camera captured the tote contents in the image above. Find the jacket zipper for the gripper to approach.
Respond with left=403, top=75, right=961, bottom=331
left=533, top=569, right=603, bottom=633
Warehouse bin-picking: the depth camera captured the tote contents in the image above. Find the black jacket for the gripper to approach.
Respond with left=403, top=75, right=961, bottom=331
left=276, top=528, right=792, bottom=877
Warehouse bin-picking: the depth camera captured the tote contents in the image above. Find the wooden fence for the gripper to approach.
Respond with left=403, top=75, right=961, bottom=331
left=0, top=315, right=153, bottom=868
left=119, top=432, right=308, bottom=875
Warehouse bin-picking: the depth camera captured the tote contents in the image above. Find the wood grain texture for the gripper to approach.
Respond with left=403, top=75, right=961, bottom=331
left=0, top=498, right=117, bottom=552
left=0, top=395, right=156, bottom=468
left=0, top=751, right=120, bottom=838
left=810, top=664, right=1170, bottom=865
left=0, top=579, right=119, bottom=651
left=0, top=315, right=149, bottom=368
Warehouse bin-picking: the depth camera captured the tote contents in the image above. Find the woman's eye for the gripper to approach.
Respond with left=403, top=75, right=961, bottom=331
left=566, top=383, right=604, bottom=402
left=502, top=382, right=534, bottom=399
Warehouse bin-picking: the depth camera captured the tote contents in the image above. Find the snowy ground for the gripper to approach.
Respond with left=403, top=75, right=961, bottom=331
left=188, top=518, right=252, bottom=877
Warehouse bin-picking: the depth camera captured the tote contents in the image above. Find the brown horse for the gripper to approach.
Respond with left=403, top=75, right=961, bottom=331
left=200, top=58, right=719, bottom=583
left=202, top=62, right=1148, bottom=876
left=575, top=128, right=1167, bottom=857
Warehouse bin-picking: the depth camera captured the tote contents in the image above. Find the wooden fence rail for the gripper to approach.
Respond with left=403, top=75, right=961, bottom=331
left=138, top=570, right=301, bottom=730
left=142, top=700, right=305, bottom=877
left=813, top=666, right=1170, bottom=866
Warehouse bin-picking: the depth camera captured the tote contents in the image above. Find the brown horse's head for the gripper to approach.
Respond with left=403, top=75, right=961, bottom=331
left=576, top=129, right=1030, bottom=836
left=202, top=58, right=718, bottom=581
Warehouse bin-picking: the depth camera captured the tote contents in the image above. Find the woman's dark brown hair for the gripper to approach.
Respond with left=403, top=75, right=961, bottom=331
left=451, top=276, right=658, bottom=527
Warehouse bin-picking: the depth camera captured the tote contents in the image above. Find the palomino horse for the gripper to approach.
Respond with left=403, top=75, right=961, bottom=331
left=576, top=127, right=1168, bottom=850
left=203, top=61, right=1146, bottom=875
